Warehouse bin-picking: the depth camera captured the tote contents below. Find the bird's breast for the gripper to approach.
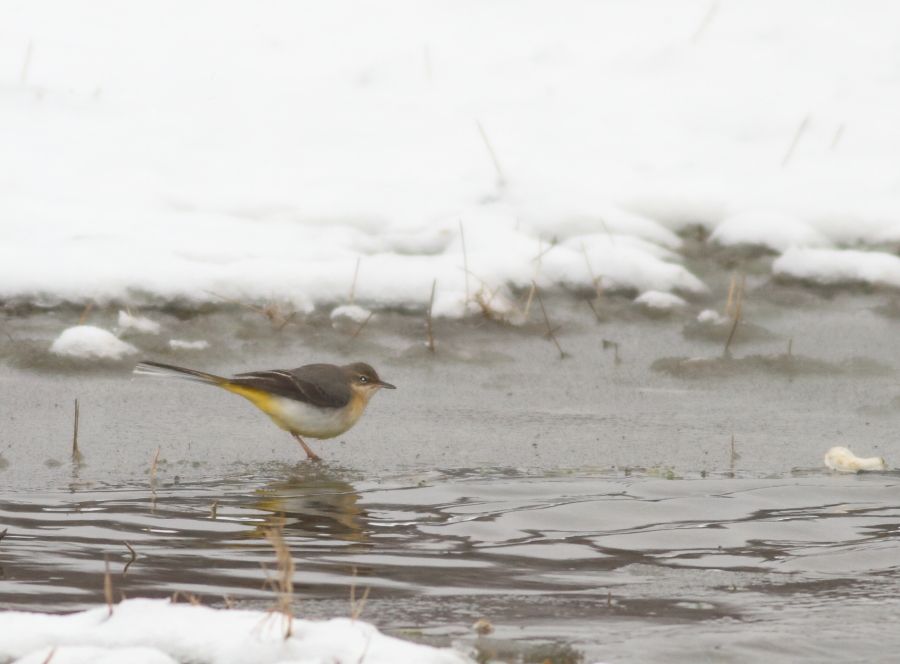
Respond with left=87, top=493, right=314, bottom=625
left=268, top=394, right=368, bottom=439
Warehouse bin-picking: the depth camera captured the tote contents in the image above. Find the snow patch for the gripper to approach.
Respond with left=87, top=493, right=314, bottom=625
left=710, top=212, right=831, bottom=252
left=634, top=291, right=687, bottom=309
left=330, top=304, right=373, bottom=323
left=117, top=310, right=161, bottom=334
left=50, top=326, right=138, bottom=360
left=773, top=249, right=900, bottom=288
left=168, top=339, right=210, bottom=350
left=697, top=309, right=728, bottom=325
left=0, top=598, right=473, bottom=664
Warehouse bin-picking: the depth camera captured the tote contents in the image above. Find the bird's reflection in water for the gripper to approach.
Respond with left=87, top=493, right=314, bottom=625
left=250, top=466, right=368, bottom=544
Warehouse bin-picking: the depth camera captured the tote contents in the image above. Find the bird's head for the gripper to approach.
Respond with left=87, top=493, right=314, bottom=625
left=342, top=362, right=396, bottom=400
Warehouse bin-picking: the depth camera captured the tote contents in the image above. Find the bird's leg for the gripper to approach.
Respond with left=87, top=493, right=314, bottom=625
left=292, top=433, right=322, bottom=462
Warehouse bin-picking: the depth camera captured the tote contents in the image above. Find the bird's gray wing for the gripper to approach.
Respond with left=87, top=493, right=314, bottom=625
left=230, top=364, right=351, bottom=408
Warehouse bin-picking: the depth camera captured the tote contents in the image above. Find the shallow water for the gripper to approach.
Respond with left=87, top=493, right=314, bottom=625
left=3, top=467, right=900, bottom=663
left=3, top=277, right=900, bottom=662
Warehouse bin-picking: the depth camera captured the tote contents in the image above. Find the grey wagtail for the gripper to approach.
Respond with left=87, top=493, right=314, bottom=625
left=133, top=360, right=395, bottom=461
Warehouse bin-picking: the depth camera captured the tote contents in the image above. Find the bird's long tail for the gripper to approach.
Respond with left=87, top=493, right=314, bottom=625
left=133, top=360, right=226, bottom=386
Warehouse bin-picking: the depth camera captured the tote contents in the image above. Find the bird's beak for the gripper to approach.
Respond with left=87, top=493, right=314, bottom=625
left=377, top=380, right=396, bottom=389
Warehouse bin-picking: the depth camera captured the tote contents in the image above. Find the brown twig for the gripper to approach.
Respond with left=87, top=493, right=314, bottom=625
left=585, top=298, right=603, bottom=323
left=349, top=567, right=371, bottom=621
left=123, top=541, right=136, bottom=575
left=349, top=312, right=374, bottom=341
left=78, top=301, right=94, bottom=325
left=72, top=399, right=81, bottom=462
left=522, top=281, right=537, bottom=321
left=723, top=275, right=745, bottom=356
left=0, top=528, right=7, bottom=543
left=210, top=501, right=219, bottom=520
left=264, top=526, right=295, bottom=639
left=425, top=279, right=437, bottom=353
left=533, top=282, right=568, bottom=359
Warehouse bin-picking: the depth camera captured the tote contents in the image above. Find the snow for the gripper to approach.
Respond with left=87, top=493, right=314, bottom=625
left=773, top=249, right=900, bottom=288
left=330, top=304, right=373, bottom=323
left=0, top=598, right=473, bottom=664
left=697, top=309, right=728, bottom=325
left=2, top=2, right=900, bottom=311
left=168, top=339, right=210, bottom=350
left=49, top=326, right=138, bottom=360
left=824, top=446, right=887, bottom=473
left=118, top=310, right=161, bottom=334
left=709, top=212, right=831, bottom=252
left=634, top=290, right=687, bottom=310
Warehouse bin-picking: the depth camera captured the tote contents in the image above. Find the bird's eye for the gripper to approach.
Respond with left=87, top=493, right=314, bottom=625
left=359, top=376, right=368, bottom=383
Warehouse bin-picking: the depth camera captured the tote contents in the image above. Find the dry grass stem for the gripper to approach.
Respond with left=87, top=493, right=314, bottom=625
left=459, top=220, right=470, bottom=303
left=349, top=257, right=361, bottom=304
left=349, top=311, right=374, bottom=341
left=150, top=447, right=160, bottom=483
left=349, top=567, right=371, bottom=621
left=210, top=500, right=219, bottom=519
left=78, top=301, right=94, bottom=325
left=123, top=541, right=136, bottom=575
left=206, top=291, right=296, bottom=330
left=786, top=338, right=793, bottom=357
left=0, top=528, right=7, bottom=543
left=782, top=114, right=811, bottom=167
left=71, top=399, right=81, bottom=462
left=522, top=281, right=537, bottom=321
left=41, top=647, right=57, bottom=664
left=691, top=0, right=720, bottom=43
left=425, top=279, right=437, bottom=352
left=19, top=41, right=33, bottom=85
left=533, top=282, right=568, bottom=359
left=264, top=526, right=295, bottom=639
left=104, top=557, right=114, bottom=617
left=476, top=120, right=506, bottom=188
left=585, top=298, right=602, bottom=322
left=581, top=243, right=604, bottom=300
left=223, top=595, right=236, bottom=609
left=723, top=275, right=745, bottom=356
left=170, top=590, right=201, bottom=605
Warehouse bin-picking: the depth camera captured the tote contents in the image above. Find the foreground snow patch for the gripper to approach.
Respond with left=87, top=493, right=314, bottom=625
left=117, top=310, right=161, bottom=334
left=0, top=599, right=473, bottom=664
left=773, top=249, right=900, bottom=288
left=824, top=446, right=887, bottom=472
left=50, top=326, right=138, bottom=360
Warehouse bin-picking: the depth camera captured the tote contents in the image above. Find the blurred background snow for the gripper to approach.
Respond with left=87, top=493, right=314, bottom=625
left=1, top=0, right=899, bottom=312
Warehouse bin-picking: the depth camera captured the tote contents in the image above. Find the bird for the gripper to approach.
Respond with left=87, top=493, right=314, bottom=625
left=133, top=360, right=395, bottom=461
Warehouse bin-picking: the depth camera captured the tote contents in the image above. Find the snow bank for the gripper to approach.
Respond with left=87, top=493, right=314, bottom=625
left=709, top=212, right=831, bottom=252
left=168, top=339, right=209, bottom=350
left=118, top=310, right=161, bottom=334
left=0, top=598, right=472, bottom=664
left=49, top=326, right=137, bottom=359
left=773, top=249, right=900, bottom=288
left=330, top=304, right=373, bottom=323
left=634, top=291, right=687, bottom=310
left=1, top=2, right=900, bottom=310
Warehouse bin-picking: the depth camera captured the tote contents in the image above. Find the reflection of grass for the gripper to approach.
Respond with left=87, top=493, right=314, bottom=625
left=653, top=352, right=890, bottom=379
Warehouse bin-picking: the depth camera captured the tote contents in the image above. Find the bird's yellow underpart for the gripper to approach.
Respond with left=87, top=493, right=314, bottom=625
left=221, top=383, right=285, bottom=425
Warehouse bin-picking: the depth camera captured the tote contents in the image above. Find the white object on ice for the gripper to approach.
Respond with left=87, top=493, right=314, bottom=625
left=697, top=309, right=728, bottom=325
left=117, top=310, right=161, bottom=334
left=0, top=598, right=473, bottom=664
left=824, top=446, right=887, bottom=472
left=710, top=212, right=830, bottom=252
left=773, top=249, right=900, bottom=288
left=50, top=326, right=138, bottom=360
left=168, top=339, right=210, bottom=350
left=634, top=291, right=687, bottom=309
left=330, top=304, right=373, bottom=323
